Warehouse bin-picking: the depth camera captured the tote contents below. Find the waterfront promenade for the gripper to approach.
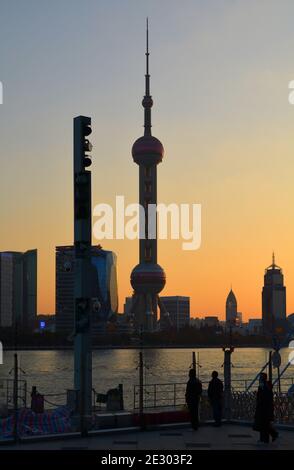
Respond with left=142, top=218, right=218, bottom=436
left=1, top=423, right=293, bottom=450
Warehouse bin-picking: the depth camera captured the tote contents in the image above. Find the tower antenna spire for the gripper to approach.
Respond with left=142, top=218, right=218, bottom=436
left=143, top=17, right=152, bottom=136
left=272, top=251, right=275, bottom=267
left=145, top=17, right=150, bottom=94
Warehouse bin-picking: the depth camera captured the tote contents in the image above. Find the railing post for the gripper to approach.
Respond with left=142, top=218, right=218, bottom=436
left=139, top=351, right=144, bottom=429
left=192, top=351, right=196, bottom=372
left=24, top=381, right=27, bottom=408
left=13, top=353, right=18, bottom=443
left=268, top=351, right=272, bottom=384
left=223, top=347, right=234, bottom=421
left=174, top=383, right=176, bottom=407
left=119, top=384, right=124, bottom=410
left=277, top=366, right=281, bottom=394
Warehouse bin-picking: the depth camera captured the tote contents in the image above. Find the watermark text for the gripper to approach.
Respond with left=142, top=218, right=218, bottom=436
left=93, top=196, right=201, bottom=251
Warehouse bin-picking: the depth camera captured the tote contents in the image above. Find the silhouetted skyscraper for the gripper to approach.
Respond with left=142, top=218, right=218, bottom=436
left=262, top=253, right=286, bottom=335
left=129, top=20, right=168, bottom=332
left=0, top=249, right=37, bottom=330
left=226, top=289, right=237, bottom=326
left=56, top=245, right=118, bottom=336
left=160, top=296, right=190, bottom=331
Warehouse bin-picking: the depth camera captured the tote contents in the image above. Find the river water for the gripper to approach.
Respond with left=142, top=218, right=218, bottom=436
left=1, top=348, right=293, bottom=409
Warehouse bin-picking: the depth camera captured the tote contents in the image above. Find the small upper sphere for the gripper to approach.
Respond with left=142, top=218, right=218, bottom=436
left=132, top=135, right=164, bottom=165
left=142, top=96, right=153, bottom=108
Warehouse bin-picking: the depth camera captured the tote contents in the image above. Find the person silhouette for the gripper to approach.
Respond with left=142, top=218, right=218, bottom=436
left=185, top=369, right=202, bottom=430
left=253, top=372, right=278, bottom=443
left=208, top=371, right=223, bottom=427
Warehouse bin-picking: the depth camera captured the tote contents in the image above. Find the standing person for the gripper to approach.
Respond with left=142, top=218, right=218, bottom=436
left=253, top=372, right=279, bottom=443
left=31, top=386, right=44, bottom=413
left=185, top=369, right=202, bottom=430
left=30, top=386, right=38, bottom=411
left=208, top=371, right=223, bottom=427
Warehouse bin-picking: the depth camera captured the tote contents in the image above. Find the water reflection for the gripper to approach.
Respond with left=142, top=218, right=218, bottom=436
left=1, top=348, right=293, bottom=409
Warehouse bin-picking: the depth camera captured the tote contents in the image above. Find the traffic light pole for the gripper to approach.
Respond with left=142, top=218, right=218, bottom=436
left=73, top=116, right=93, bottom=436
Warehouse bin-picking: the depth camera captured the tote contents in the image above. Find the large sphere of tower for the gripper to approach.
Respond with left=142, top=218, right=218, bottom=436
left=131, top=263, right=166, bottom=294
left=132, top=135, right=164, bottom=166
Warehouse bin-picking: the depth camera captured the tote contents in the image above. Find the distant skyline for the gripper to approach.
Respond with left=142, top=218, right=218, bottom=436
left=1, top=1, right=294, bottom=320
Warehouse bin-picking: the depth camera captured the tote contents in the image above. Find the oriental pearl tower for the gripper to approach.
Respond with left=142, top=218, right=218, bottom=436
left=130, top=20, right=169, bottom=332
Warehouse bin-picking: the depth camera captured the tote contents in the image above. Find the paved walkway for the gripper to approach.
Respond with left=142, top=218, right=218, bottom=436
left=1, top=424, right=293, bottom=450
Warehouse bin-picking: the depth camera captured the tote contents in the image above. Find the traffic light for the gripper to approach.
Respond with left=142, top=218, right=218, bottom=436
left=75, top=298, right=90, bottom=334
left=83, top=122, right=92, bottom=168
left=74, top=116, right=93, bottom=221
left=74, top=116, right=93, bottom=172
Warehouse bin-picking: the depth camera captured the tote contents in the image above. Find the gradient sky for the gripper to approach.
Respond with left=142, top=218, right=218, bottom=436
left=1, top=0, right=294, bottom=320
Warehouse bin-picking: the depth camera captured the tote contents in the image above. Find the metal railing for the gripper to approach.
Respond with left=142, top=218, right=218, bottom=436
left=231, top=391, right=294, bottom=425
left=133, top=382, right=187, bottom=409
left=133, top=383, right=294, bottom=426
left=133, top=377, right=294, bottom=410
left=3, top=378, right=27, bottom=409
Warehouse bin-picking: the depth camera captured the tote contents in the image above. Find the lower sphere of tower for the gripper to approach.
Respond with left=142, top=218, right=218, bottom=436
left=131, top=263, right=166, bottom=294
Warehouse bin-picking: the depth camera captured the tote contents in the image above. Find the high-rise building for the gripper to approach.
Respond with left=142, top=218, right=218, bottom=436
left=226, top=289, right=238, bottom=326
left=0, top=250, right=37, bottom=330
left=236, top=312, right=242, bottom=327
left=247, top=319, right=262, bottom=335
left=190, top=317, right=203, bottom=329
left=130, top=21, right=168, bottom=332
left=262, top=253, right=286, bottom=334
left=123, top=297, right=132, bottom=315
left=22, top=250, right=38, bottom=329
left=55, top=246, right=118, bottom=336
left=0, top=253, right=13, bottom=327
left=160, top=296, right=190, bottom=331
left=203, top=316, right=219, bottom=328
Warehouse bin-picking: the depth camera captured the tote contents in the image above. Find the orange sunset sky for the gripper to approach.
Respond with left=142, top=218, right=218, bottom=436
left=1, top=1, right=294, bottom=321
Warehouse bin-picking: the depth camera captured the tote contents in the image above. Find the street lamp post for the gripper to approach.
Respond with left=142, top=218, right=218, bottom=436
left=73, top=115, right=93, bottom=436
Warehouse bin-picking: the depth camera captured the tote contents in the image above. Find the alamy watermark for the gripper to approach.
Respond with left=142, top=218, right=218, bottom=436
left=288, top=80, right=294, bottom=104
left=93, top=196, right=201, bottom=251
